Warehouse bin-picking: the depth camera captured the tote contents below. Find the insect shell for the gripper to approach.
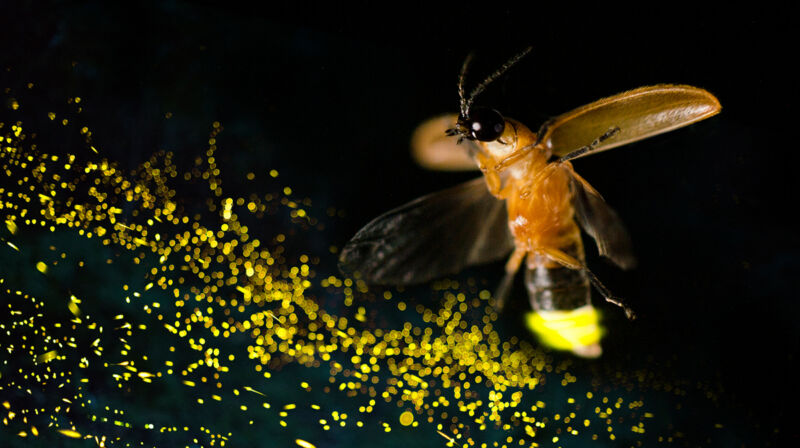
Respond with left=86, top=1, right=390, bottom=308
left=339, top=49, right=721, bottom=357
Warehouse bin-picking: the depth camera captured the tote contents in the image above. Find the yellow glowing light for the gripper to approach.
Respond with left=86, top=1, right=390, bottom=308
left=525, top=305, right=604, bottom=358
left=58, top=429, right=82, bottom=438
left=36, top=350, right=58, bottom=363
left=36, top=261, right=48, bottom=274
left=295, top=439, right=316, bottom=448
left=243, top=386, right=266, bottom=396
left=399, top=410, right=414, bottom=426
left=68, top=301, right=81, bottom=317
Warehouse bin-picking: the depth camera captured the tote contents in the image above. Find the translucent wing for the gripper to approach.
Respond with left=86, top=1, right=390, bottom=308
left=569, top=171, right=636, bottom=270
left=541, top=85, right=721, bottom=158
left=410, top=113, right=481, bottom=171
left=338, top=178, right=514, bottom=285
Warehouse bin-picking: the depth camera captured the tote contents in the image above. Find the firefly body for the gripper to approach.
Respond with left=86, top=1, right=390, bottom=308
left=340, top=50, right=721, bottom=357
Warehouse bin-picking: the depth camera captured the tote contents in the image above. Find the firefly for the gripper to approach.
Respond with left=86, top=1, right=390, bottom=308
left=340, top=48, right=721, bottom=357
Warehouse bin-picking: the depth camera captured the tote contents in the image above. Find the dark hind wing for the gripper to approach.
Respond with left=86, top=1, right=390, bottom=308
left=569, top=172, right=636, bottom=270
left=338, top=178, right=514, bottom=285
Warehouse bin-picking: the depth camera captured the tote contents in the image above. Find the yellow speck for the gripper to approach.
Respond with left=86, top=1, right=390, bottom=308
left=295, top=439, right=316, bottom=448
left=399, top=410, right=414, bottom=426
left=36, top=350, right=58, bottom=363
left=36, top=261, right=48, bottom=274
left=5, top=220, right=17, bottom=234
left=58, top=429, right=82, bottom=438
left=68, top=301, right=81, bottom=317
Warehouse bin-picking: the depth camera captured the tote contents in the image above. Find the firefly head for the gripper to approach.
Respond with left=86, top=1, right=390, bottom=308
left=446, top=47, right=531, bottom=144
left=446, top=107, right=506, bottom=142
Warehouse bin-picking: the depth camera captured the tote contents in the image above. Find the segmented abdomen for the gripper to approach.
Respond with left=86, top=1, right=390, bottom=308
left=524, top=238, right=590, bottom=311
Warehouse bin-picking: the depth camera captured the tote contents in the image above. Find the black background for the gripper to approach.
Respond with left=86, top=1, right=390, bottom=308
left=1, top=1, right=796, bottom=446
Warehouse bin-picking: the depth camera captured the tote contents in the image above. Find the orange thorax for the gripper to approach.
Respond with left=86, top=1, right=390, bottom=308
left=506, top=160, right=577, bottom=250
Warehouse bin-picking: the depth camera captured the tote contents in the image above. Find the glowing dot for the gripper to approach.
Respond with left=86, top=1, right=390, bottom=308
left=36, top=262, right=48, bottom=274
left=399, top=411, right=414, bottom=426
left=58, top=429, right=82, bottom=438
left=36, top=350, right=57, bottom=363
left=68, top=301, right=81, bottom=317
left=295, top=439, right=316, bottom=448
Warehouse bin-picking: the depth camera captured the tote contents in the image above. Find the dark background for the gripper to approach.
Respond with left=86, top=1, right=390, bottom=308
left=1, top=1, right=796, bottom=447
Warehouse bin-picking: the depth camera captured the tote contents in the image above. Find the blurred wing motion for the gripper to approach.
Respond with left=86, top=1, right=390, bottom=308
left=411, top=113, right=481, bottom=171
left=569, top=172, right=636, bottom=270
left=541, top=84, right=721, bottom=158
left=339, top=178, right=514, bottom=285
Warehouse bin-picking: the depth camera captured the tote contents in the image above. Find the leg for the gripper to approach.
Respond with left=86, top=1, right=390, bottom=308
left=584, top=270, right=637, bottom=320
left=494, top=247, right=526, bottom=311
left=557, top=126, right=621, bottom=163
left=494, top=144, right=535, bottom=171
left=539, top=247, right=636, bottom=320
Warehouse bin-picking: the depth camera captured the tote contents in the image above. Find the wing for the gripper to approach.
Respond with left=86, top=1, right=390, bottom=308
left=569, top=171, right=636, bottom=270
left=410, top=113, right=481, bottom=171
left=338, top=178, right=514, bottom=285
left=541, top=84, right=721, bottom=158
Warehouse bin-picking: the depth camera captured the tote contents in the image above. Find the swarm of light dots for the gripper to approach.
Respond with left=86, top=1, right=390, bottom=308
left=0, top=80, right=722, bottom=448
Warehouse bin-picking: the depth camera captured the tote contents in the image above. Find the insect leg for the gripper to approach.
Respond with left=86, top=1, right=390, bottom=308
left=494, top=144, right=535, bottom=171
left=539, top=247, right=636, bottom=320
left=584, top=270, right=636, bottom=320
left=495, top=247, right=526, bottom=311
left=557, top=127, right=621, bottom=163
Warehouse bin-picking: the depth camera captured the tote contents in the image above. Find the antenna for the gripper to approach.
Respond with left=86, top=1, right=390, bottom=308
left=462, top=47, right=533, bottom=116
left=458, top=53, right=474, bottom=118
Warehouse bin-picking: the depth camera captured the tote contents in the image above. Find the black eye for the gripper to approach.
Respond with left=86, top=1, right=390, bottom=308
left=465, top=107, right=505, bottom=141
